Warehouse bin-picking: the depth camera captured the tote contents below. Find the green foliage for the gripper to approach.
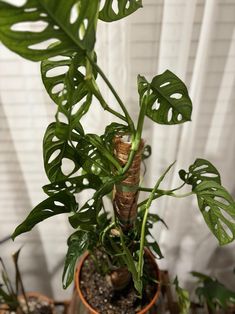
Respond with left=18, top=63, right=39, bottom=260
left=180, top=160, right=235, bottom=245
left=12, top=191, right=77, bottom=239
left=0, top=0, right=234, bottom=297
left=179, top=159, right=221, bottom=190
left=195, top=181, right=235, bottom=245
left=138, top=70, right=192, bottom=125
left=173, top=276, right=190, bottom=314
left=0, top=0, right=99, bottom=61
left=99, top=0, right=143, bottom=22
left=192, top=271, right=235, bottom=310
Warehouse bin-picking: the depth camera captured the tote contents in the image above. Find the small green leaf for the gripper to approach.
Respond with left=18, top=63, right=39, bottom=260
left=62, top=230, right=89, bottom=289
left=138, top=71, right=192, bottom=125
left=179, top=159, right=221, bottom=190
left=192, top=271, right=235, bottom=310
left=147, top=241, right=164, bottom=259
left=195, top=181, right=235, bottom=245
left=174, top=276, right=190, bottom=314
left=99, top=0, right=142, bottom=22
left=12, top=191, right=77, bottom=239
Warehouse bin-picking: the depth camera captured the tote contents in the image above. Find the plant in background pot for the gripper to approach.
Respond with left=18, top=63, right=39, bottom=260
left=191, top=271, right=235, bottom=314
left=0, top=249, right=55, bottom=314
left=0, top=1, right=235, bottom=313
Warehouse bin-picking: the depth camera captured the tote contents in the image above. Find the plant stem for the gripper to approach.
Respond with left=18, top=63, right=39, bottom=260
left=86, top=53, right=135, bottom=133
left=88, top=77, right=127, bottom=122
left=137, top=161, right=176, bottom=284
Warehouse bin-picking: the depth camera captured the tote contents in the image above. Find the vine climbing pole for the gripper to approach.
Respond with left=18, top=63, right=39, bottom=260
left=113, top=135, right=144, bottom=229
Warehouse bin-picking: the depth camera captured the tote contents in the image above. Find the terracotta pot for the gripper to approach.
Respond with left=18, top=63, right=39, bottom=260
left=0, top=292, right=55, bottom=314
left=75, top=250, right=161, bottom=314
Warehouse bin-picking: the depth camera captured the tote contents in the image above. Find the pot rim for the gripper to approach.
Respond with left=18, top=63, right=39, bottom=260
left=75, top=250, right=161, bottom=314
left=0, top=292, right=55, bottom=314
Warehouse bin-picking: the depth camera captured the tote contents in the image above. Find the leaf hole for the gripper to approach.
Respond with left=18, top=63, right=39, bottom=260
left=78, top=66, right=86, bottom=76
left=218, top=220, right=233, bottom=239
left=126, top=1, right=130, bottom=9
left=87, top=199, right=94, bottom=206
left=57, top=112, right=68, bottom=124
left=46, top=65, right=68, bottom=78
left=65, top=181, right=72, bottom=187
left=196, top=180, right=202, bottom=185
left=43, top=209, right=53, bottom=213
left=151, top=99, right=160, bottom=111
left=83, top=178, right=89, bottom=186
left=40, top=13, right=47, bottom=17
left=100, top=0, right=106, bottom=10
left=201, top=173, right=218, bottom=178
left=167, top=108, right=173, bottom=122
left=177, top=114, right=183, bottom=121
left=83, top=18, right=88, bottom=30
left=24, top=8, right=37, bottom=12
left=53, top=25, right=60, bottom=30
left=219, top=207, right=235, bottom=223
left=51, top=83, right=64, bottom=94
left=70, top=3, right=79, bottom=24
left=194, top=165, right=208, bottom=171
left=170, top=93, right=182, bottom=100
left=61, top=158, right=75, bottom=176
left=160, top=81, right=170, bottom=88
left=48, top=55, right=70, bottom=62
left=51, top=136, right=59, bottom=142
left=205, top=206, right=210, bottom=213
left=214, top=197, right=230, bottom=206
left=112, top=1, right=119, bottom=14
left=48, top=149, right=61, bottom=164
left=54, top=201, right=64, bottom=207
left=11, top=21, right=48, bottom=32
left=28, top=38, right=60, bottom=51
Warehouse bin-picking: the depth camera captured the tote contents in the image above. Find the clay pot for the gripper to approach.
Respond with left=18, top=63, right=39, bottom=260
left=75, top=250, right=161, bottom=314
left=0, top=292, right=55, bottom=314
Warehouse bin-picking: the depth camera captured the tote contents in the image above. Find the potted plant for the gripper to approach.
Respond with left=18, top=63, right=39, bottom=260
left=0, top=1, right=235, bottom=313
left=0, top=249, right=55, bottom=314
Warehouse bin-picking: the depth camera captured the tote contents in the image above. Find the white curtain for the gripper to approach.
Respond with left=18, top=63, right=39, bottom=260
left=0, top=0, right=235, bottom=299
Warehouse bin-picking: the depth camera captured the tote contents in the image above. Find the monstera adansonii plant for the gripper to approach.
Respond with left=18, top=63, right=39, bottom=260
left=0, top=0, right=234, bottom=299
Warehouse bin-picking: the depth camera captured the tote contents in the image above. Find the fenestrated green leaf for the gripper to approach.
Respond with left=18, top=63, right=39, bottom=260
left=0, top=0, right=99, bottom=61
left=179, top=159, right=221, bottom=190
left=43, top=173, right=103, bottom=196
left=138, top=70, right=192, bottom=125
left=62, top=230, right=89, bottom=289
left=99, top=0, right=142, bottom=22
left=12, top=191, right=77, bottom=239
left=192, top=271, right=235, bottom=310
left=195, top=181, right=235, bottom=245
left=43, top=122, right=82, bottom=182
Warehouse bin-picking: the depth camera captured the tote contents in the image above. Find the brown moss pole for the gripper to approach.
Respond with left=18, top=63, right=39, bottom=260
left=113, top=135, right=144, bottom=229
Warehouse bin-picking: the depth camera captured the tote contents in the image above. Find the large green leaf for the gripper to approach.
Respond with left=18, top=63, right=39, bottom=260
left=195, top=181, right=235, bottom=245
left=62, top=230, right=89, bottom=289
left=43, top=122, right=82, bottom=182
left=138, top=70, right=192, bottom=125
left=179, top=159, right=221, bottom=190
left=12, top=191, right=77, bottom=239
left=99, top=0, right=142, bottom=22
left=0, top=0, right=99, bottom=61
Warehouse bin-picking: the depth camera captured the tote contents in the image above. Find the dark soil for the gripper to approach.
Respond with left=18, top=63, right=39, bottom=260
left=80, top=252, right=159, bottom=314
